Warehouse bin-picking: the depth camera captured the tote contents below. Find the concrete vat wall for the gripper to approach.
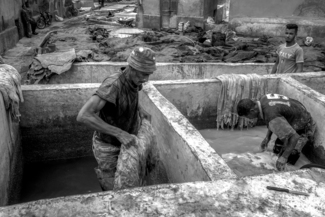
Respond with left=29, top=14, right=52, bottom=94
left=278, top=76, right=325, bottom=164
left=20, top=84, right=99, bottom=163
left=0, top=95, right=22, bottom=206
left=154, top=77, right=279, bottom=129
left=1, top=168, right=325, bottom=216
left=293, top=73, right=325, bottom=95
left=141, top=82, right=236, bottom=182
left=137, top=0, right=160, bottom=29
left=35, top=62, right=273, bottom=84
left=19, top=83, right=233, bottom=183
left=137, top=0, right=206, bottom=29
left=229, top=0, right=325, bottom=39
left=229, top=0, right=306, bottom=19
left=3, top=74, right=325, bottom=215
left=153, top=74, right=325, bottom=165
left=0, top=0, right=22, bottom=54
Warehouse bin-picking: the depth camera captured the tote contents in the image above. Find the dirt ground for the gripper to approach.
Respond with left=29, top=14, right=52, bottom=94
left=42, top=13, right=325, bottom=72
left=2, top=2, right=325, bottom=75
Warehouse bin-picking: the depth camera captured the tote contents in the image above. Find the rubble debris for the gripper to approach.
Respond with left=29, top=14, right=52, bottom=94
left=207, top=17, right=215, bottom=25
left=27, top=49, right=76, bottom=84
left=88, top=25, right=111, bottom=41
left=117, top=17, right=134, bottom=27
left=55, top=15, right=64, bottom=22
left=305, top=36, right=313, bottom=46
left=75, top=50, right=93, bottom=62
left=37, top=14, right=325, bottom=71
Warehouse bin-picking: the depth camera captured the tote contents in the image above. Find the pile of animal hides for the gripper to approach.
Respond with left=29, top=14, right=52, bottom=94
left=216, top=74, right=268, bottom=130
left=0, top=60, right=24, bottom=121
left=27, top=49, right=76, bottom=84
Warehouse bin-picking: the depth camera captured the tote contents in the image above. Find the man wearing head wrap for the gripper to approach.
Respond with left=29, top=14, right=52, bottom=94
left=77, top=47, right=156, bottom=190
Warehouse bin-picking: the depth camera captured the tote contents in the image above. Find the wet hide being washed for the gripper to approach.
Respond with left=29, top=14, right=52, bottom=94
left=216, top=74, right=268, bottom=130
left=0, top=64, right=24, bottom=121
left=114, top=119, right=158, bottom=190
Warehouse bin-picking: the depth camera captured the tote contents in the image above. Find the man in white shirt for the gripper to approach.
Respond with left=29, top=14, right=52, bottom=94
left=271, top=24, right=304, bottom=74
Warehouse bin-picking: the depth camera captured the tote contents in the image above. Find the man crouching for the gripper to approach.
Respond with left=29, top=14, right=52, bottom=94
left=237, top=93, right=316, bottom=171
left=77, top=47, right=156, bottom=190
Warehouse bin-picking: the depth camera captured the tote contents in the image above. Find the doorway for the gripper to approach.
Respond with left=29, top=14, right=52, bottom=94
left=160, top=0, right=177, bottom=28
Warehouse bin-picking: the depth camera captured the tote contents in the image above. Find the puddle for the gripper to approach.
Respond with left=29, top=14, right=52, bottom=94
left=20, top=156, right=101, bottom=203
left=199, top=126, right=311, bottom=177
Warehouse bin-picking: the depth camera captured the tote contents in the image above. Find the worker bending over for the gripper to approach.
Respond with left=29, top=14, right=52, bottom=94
left=237, top=93, right=316, bottom=171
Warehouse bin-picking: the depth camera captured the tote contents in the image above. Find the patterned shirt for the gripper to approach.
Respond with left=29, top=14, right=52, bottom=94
left=259, top=94, right=310, bottom=131
left=94, top=67, right=141, bottom=146
left=276, top=43, right=304, bottom=74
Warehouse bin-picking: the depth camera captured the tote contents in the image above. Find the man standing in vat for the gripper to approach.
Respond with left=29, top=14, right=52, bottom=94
left=237, top=93, right=316, bottom=171
left=271, top=24, right=304, bottom=74
left=77, top=47, right=155, bottom=190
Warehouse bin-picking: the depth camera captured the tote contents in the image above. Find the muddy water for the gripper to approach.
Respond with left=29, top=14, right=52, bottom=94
left=20, top=156, right=102, bottom=203
left=199, top=126, right=311, bottom=177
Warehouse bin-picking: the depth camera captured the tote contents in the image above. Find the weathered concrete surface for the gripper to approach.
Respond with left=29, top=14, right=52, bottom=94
left=0, top=27, right=19, bottom=56
left=154, top=77, right=279, bottom=129
left=0, top=0, right=22, bottom=54
left=229, top=0, right=305, bottom=19
left=230, top=0, right=325, bottom=19
left=20, top=82, right=228, bottom=185
left=278, top=76, right=325, bottom=164
left=35, top=62, right=273, bottom=84
left=140, top=82, right=236, bottom=182
left=1, top=169, right=325, bottom=217
left=0, top=95, right=22, bottom=206
left=293, top=72, right=325, bottom=95
left=154, top=79, right=220, bottom=129
left=230, top=17, right=325, bottom=39
left=20, top=84, right=99, bottom=163
left=137, top=0, right=211, bottom=29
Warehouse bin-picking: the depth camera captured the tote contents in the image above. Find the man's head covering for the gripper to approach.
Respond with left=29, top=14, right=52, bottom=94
left=127, top=47, right=156, bottom=72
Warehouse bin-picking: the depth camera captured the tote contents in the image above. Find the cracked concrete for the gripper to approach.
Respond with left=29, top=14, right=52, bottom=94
left=0, top=169, right=325, bottom=217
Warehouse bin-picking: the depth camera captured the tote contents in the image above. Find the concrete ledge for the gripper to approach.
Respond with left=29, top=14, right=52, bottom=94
left=141, top=82, right=236, bottom=182
left=39, top=62, right=273, bottom=84
left=278, top=76, right=325, bottom=164
left=1, top=169, right=325, bottom=216
left=230, top=17, right=325, bottom=39
left=20, top=84, right=100, bottom=162
left=0, top=95, right=22, bottom=206
left=0, top=26, right=19, bottom=54
left=142, top=14, right=161, bottom=29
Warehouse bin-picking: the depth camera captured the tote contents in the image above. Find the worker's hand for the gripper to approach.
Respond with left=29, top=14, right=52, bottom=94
left=260, top=138, right=270, bottom=152
left=276, top=156, right=287, bottom=171
left=139, top=108, right=152, bottom=122
left=117, top=131, right=137, bottom=148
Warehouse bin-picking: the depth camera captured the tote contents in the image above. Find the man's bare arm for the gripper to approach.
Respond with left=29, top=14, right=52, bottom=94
left=296, top=63, right=303, bottom=73
left=265, top=128, right=273, bottom=140
left=77, top=95, right=136, bottom=146
left=270, top=55, right=279, bottom=74
left=260, top=128, right=273, bottom=151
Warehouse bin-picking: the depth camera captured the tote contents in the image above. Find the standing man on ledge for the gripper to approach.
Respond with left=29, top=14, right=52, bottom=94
left=77, top=47, right=155, bottom=190
left=271, top=24, right=304, bottom=74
